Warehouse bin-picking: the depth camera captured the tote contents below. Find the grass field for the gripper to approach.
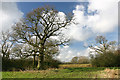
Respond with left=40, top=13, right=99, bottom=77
left=2, top=67, right=102, bottom=78
left=2, top=64, right=120, bottom=78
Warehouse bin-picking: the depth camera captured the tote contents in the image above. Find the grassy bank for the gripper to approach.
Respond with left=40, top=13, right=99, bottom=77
left=2, top=67, right=100, bottom=78
left=2, top=67, right=120, bottom=78
left=2, top=64, right=120, bottom=78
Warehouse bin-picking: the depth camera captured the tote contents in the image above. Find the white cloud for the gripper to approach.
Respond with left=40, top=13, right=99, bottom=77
left=0, top=2, right=23, bottom=33
left=87, top=0, right=118, bottom=33
left=63, top=24, right=92, bottom=41
left=62, top=0, right=118, bottom=42
left=56, top=5, right=93, bottom=42
left=67, top=5, right=93, bottom=41
left=62, top=6, right=93, bottom=41
left=56, top=46, right=90, bottom=62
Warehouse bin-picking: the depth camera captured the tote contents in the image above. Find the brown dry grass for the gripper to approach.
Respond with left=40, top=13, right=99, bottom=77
left=99, top=68, right=120, bottom=78
left=59, top=64, right=92, bottom=69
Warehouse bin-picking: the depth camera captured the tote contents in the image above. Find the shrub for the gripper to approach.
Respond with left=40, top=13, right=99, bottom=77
left=2, top=58, right=61, bottom=71
left=90, top=50, right=120, bottom=67
left=44, top=59, right=61, bottom=69
left=2, top=58, right=34, bottom=71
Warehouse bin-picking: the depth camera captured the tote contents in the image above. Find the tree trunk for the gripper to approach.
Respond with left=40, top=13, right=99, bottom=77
left=3, top=54, right=5, bottom=58
left=33, top=53, right=36, bottom=69
left=37, top=53, right=44, bottom=70
left=40, top=53, right=44, bottom=69
left=37, top=54, right=41, bottom=70
left=37, top=42, right=45, bottom=70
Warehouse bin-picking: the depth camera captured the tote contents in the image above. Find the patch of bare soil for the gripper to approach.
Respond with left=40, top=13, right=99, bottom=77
left=99, top=68, right=120, bottom=78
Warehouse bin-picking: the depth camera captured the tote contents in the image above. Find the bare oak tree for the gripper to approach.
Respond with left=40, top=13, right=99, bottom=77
left=12, top=6, right=73, bottom=70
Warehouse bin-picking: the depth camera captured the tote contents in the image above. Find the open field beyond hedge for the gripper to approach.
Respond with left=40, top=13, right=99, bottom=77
left=2, top=64, right=120, bottom=78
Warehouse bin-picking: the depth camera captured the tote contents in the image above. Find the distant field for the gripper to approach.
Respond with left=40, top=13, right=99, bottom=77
left=59, top=64, right=92, bottom=68
left=2, top=67, right=120, bottom=78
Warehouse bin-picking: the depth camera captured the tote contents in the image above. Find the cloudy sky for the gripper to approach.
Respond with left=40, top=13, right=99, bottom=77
left=1, top=0, right=118, bottom=62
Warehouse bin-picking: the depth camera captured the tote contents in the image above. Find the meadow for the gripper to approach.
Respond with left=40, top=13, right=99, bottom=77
left=2, top=64, right=120, bottom=78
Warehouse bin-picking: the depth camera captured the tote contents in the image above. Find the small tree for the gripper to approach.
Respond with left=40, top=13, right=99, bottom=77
left=71, top=56, right=78, bottom=64
left=12, top=5, right=73, bottom=70
left=78, top=56, right=89, bottom=64
left=0, top=31, right=14, bottom=59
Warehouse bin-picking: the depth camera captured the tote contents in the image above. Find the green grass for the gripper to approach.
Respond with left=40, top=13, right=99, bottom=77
left=2, top=67, right=112, bottom=78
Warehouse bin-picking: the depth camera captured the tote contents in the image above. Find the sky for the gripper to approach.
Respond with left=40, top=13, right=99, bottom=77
left=0, top=0, right=118, bottom=62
